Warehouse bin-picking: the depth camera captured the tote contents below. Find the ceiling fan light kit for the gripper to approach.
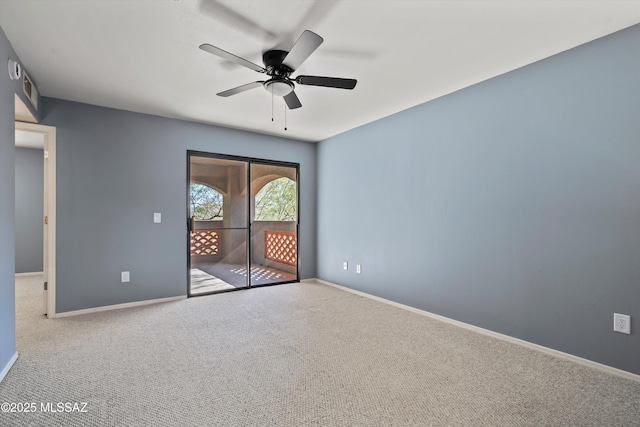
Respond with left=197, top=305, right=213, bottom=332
left=264, top=78, right=294, bottom=96
left=199, top=30, right=357, bottom=113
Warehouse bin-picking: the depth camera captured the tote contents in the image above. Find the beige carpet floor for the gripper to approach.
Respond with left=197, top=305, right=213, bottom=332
left=1, top=275, right=639, bottom=426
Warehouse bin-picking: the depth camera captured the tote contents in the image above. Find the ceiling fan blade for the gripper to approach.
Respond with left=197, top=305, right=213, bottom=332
left=295, top=75, right=357, bottom=90
left=199, top=44, right=266, bottom=73
left=290, top=1, right=338, bottom=43
left=217, top=81, right=264, bottom=97
left=199, top=0, right=278, bottom=41
left=283, top=91, right=302, bottom=109
left=282, top=30, right=323, bottom=71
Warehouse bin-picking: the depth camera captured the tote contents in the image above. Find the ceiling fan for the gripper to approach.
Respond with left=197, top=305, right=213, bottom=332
left=199, top=30, right=357, bottom=109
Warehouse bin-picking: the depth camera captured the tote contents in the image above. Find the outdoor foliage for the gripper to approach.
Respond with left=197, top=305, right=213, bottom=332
left=255, top=177, right=297, bottom=221
left=190, top=183, right=223, bottom=220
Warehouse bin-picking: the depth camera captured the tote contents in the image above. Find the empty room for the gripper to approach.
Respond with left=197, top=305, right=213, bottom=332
left=1, top=1, right=639, bottom=425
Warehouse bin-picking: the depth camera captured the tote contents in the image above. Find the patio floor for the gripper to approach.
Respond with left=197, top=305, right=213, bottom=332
left=190, top=261, right=297, bottom=295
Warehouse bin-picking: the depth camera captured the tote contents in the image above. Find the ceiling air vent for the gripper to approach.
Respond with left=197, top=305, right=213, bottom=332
left=22, top=71, right=38, bottom=111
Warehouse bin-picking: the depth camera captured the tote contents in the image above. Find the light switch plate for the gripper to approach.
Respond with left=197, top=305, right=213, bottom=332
left=121, top=271, right=130, bottom=283
left=153, top=213, right=161, bottom=223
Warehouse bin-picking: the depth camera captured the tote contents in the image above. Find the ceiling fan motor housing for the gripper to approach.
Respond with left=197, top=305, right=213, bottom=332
left=262, top=50, right=295, bottom=96
left=262, top=50, right=292, bottom=75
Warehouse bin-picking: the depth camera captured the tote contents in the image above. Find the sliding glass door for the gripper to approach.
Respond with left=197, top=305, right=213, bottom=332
left=249, top=163, right=298, bottom=286
left=187, top=152, right=298, bottom=296
left=188, top=155, right=248, bottom=295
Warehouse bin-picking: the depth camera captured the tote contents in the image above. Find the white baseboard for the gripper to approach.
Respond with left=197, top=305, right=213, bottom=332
left=304, top=278, right=640, bottom=383
left=0, top=352, right=18, bottom=383
left=15, top=271, right=43, bottom=277
left=54, top=295, right=186, bottom=318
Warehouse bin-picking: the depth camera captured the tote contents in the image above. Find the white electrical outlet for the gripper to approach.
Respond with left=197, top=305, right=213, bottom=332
left=121, top=271, right=130, bottom=283
left=343, top=261, right=348, bottom=271
left=356, top=264, right=361, bottom=274
left=613, top=313, right=631, bottom=334
left=153, top=213, right=161, bottom=223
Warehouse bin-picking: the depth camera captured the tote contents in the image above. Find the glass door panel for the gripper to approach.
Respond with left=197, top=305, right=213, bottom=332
left=188, top=155, right=248, bottom=295
left=249, top=163, right=299, bottom=286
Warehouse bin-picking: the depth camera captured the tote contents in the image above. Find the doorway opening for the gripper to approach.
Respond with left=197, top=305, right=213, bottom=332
left=14, top=121, right=56, bottom=317
left=187, top=151, right=299, bottom=296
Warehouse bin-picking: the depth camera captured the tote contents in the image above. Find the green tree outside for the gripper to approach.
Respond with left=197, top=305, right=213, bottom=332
left=255, top=177, right=297, bottom=221
left=190, top=183, right=223, bottom=220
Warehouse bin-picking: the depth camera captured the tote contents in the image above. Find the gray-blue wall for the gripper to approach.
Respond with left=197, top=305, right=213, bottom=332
left=40, top=98, right=316, bottom=313
left=15, top=147, right=43, bottom=273
left=317, top=25, right=640, bottom=375
left=0, top=24, right=15, bottom=381
left=0, top=25, right=39, bottom=379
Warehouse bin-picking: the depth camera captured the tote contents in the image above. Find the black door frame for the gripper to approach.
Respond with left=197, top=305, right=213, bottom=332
left=186, top=150, right=300, bottom=297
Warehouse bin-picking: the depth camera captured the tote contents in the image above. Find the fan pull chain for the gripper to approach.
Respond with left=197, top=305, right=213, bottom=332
left=271, top=87, right=274, bottom=122
left=284, top=102, right=287, bottom=131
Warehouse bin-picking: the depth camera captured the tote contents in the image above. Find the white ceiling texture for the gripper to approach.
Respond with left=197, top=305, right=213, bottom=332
left=2, top=0, right=640, bottom=142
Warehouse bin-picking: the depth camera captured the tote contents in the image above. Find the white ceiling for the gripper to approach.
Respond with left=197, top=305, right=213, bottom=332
left=2, top=0, right=640, bottom=143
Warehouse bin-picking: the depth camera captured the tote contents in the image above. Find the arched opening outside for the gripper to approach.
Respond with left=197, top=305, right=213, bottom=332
left=251, top=176, right=297, bottom=270
left=190, top=183, right=224, bottom=220
left=254, top=177, right=296, bottom=221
